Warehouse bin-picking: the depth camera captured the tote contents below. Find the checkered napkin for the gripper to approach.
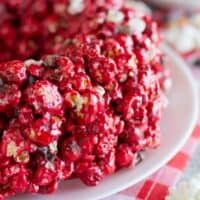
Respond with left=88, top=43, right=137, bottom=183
left=105, top=122, right=200, bottom=200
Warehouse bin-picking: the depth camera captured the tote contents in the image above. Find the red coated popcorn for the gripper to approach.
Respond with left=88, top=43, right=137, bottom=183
left=0, top=84, right=21, bottom=113
left=79, top=164, right=104, bottom=186
left=25, top=80, right=63, bottom=115
left=0, top=60, right=26, bottom=85
left=0, top=0, right=170, bottom=199
left=116, top=144, right=135, bottom=168
left=70, top=90, right=103, bottom=124
left=24, top=113, right=63, bottom=146
left=1, top=128, right=35, bottom=164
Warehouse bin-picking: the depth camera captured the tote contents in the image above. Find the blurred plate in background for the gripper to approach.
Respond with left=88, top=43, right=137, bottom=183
left=147, top=0, right=200, bottom=9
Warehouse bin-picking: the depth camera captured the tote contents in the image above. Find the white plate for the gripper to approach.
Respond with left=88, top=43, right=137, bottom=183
left=148, top=0, right=200, bottom=9
left=11, top=44, right=199, bottom=200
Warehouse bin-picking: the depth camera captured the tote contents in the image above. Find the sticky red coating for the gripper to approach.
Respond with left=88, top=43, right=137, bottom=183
left=0, top=1, right=170, bottom=199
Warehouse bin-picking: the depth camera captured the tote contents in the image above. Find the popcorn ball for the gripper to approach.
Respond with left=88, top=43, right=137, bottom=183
left=0, top=0, right=170, bottom=199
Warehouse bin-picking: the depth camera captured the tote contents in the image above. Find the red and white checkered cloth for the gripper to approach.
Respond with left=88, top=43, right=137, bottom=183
left=105, top=121, right=200, bottom=200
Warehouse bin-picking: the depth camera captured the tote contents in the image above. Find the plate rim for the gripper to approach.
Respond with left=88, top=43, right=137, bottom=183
left=94, top=43, right=200, bottom=199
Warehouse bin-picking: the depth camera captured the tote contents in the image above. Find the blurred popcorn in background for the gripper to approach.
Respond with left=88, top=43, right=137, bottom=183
left=164, top=13, right=200, bottom=53
left=166, top=174, right=200, bottom=200
left=127, top=0, right=200, bottom=86
left=162, top=10, right=200, bottom=84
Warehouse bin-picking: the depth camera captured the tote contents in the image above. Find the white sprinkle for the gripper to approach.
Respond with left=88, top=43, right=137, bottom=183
left=68, top=0, right=84, bottom=15
left=106, top=10, right=125, bottom=24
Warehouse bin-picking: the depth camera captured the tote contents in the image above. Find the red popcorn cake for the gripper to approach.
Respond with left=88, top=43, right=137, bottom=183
left=0, top=0, right=124, bottom=62
left=0, top=0, right=169, bottom=199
